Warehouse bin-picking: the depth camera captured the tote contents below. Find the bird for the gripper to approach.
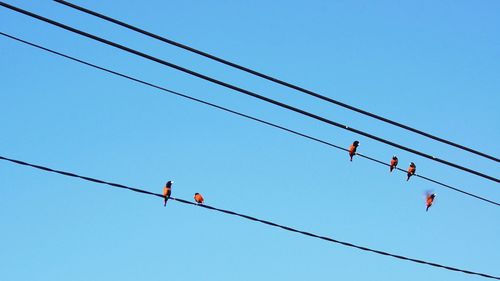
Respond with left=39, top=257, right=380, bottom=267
left=407, top=162, right=416, bottom=181
left=390, top=156, right=398, bottom=172
left=194, top=193, right=204, bottom=204
left=426, top=193, right=436, bottom=212
left=348, top=141, right=360, bottom=161
left=163, top=181, right=173, bottom=206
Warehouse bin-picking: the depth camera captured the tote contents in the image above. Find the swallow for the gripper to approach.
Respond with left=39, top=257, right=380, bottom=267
left=390, top=156, right=398, bottom=172
left=194, top=193, right=204, bottom=204
left=163, top=180, right=173, bottom=206
left=348, top=141, right=360, bottom=161
left=407, top=162, right=416, bottom=181
left=426, top=193, right=436, bottom=212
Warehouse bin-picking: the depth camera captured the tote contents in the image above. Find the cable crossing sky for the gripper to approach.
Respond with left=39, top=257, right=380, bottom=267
left=1, top=2, right=498, bottom=184
left=0, top=155, right=498, bottom=280
left=1, top=31, right=498, bottom=207
left=53, top=0, right=500, bottom=163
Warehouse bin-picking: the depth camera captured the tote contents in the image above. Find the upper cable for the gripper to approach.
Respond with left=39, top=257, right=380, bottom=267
left=0, top=2, right=497, bottom=183
left=53, top=0, right=500, bottom=163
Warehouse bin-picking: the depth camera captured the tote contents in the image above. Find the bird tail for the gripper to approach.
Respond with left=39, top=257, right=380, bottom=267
left=164, top=197, right=168, bottom=206
left=390, top=166, right=394, bottom=172
left=426, top=206, right=429, bottom=212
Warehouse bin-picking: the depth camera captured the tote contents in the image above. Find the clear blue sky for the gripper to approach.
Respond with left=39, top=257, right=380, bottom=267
left=1, top=1, right=499, bottom=280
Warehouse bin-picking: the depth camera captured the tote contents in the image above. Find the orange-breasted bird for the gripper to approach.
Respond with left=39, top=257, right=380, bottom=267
left=407, top=162, right=416, bottom=181
left=390, top=156, right=398, bottom=172
left=163, top=181, right=173, bottom=206
left=348, top=141, right=360, bottom=161
left=194, top=193, right=204, bottom=204
left=426, top=193, right=436, bottom=212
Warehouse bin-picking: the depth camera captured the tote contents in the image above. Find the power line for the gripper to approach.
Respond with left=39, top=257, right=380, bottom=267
left=0, top=2, right=500, bottom=183
left=0, top=155, right=498, bottom=280
left=2, top=31, right=498, bottom=207
left=53, top=0, right=500, bottom=163
left=4, top=2, right=498, bottom=183
left=2, top=1, right=498, bottom=183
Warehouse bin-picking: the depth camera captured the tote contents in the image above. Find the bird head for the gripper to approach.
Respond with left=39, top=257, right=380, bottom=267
left=353, top=141, right=360, bottom=147
left=166, top=181, right=173, bottom=187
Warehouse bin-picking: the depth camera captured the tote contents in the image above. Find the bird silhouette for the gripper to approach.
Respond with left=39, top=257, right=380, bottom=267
left=163, top=181, right=173, bottom=206
left=390, top=156, right=398, bottom=172
left=348, top=141, right=360, bottom=161
left=194, top=193, right=204, bottom=204
left=407, top=162, right=416, bottom=181
left=426, top=193, right=436, bottom=212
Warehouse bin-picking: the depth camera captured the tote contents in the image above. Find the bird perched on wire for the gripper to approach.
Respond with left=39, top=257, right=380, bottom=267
left=163, top=181, right=173, bottom=206
left=194, top=193, right=204, bottom=204
left=407, top=162, right=416, bottom=181
left=348, top=141, right=360, bottom=161
left=426, top=193, right=436, bottom=211
left=390, top=156, right=398, bottom=172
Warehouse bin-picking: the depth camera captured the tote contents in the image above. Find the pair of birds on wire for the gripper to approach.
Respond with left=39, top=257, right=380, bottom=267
left=162, top=180, right=204, bottom=206
left=348, top=141, right=436, bottom=211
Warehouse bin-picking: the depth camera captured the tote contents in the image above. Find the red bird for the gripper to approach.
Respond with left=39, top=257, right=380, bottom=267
left=426, top=193, right=436, bottom=212
left=390, top=156, right=398, bottom=172
left=407, top=162, right=416, bottom=181
left=163, top=181, right=173, bottom=206
left=348, top=141, right=360, bottom=161
left=194, top=193, right=204, bottom=204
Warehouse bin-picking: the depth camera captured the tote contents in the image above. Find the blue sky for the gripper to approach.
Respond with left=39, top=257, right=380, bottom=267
left=1, top=1, right=499, bottom=280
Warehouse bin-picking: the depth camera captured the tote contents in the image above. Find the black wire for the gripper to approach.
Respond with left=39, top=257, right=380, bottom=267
left=1, top=2, right=498, bottom=184
left=53, top=0, right=500, bottom=163
left=0, top=155, right=498, bottom=280
left=1, top=31, right=498, bottom=207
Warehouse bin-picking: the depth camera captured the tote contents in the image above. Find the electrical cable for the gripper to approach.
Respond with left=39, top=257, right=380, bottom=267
left=53, top=0, right=500, bottom=163
left=1, top=2, right=498, bottom=183
left=1, top=31, right=498, bottom=207
left=0, top=154, right=498, bottom=280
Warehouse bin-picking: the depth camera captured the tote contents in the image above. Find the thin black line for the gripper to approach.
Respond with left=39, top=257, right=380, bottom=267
left=53, top=0, right=500, bottom=163
left=1, top=2, right=498, bottom=183
left=1, top=31, right=498, bottom=207
left=0, top=155, right=498, bottom=280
